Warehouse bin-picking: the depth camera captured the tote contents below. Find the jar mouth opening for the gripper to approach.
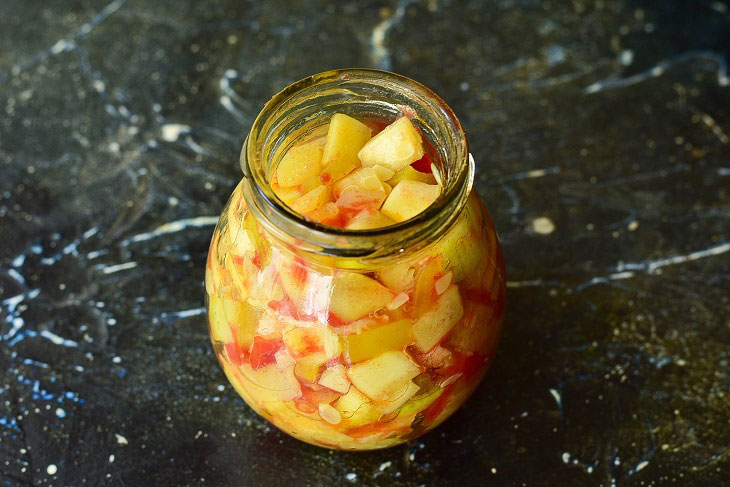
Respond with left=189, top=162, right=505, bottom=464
left=242, top=68, right=472, bottom=259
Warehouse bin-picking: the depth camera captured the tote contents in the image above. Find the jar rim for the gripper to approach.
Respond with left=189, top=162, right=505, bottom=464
left=241, top=68, right=473, bottom=262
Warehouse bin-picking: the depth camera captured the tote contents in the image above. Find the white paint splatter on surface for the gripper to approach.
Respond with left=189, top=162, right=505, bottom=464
left=532, top=217, right=556, bottom=235
left=370, top=0, right=413, bottom=70
left=549, top=388, right=562, bottom=409
left=100, top=261, right=138, bottom=274
left=121, top=216, right=218, bottom=245
left=39, top=330, right=79, bottom=348
left=160, top=123, right=190, bottom=142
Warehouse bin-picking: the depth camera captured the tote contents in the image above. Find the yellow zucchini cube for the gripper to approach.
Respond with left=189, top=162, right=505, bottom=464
left=276, top=140, right=323, bottom=188
left=413, top=285, right=464, bottom=352
left=387, top=165, right=437, bottom=186
left=344, top=319, right=413, bottom=363
left=289, top=185, right=332, bottom=214
left=345, top=210, right=395, bottom=230
left=346, top=351, right=421, bottom=401
left=358, top=117, right=424, bottom=172
left=381, top=180, right=441, bottom=223
left=321, top=114, right=372, bottom=183
left=329, top=272, right=393, bottom=323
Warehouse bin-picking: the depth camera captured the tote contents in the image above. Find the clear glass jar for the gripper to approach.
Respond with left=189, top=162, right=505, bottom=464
left=205, top=69, right=505, bottom=450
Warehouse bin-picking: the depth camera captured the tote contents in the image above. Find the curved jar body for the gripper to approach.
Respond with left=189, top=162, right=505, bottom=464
left=205, top=70, right=506, bottom=450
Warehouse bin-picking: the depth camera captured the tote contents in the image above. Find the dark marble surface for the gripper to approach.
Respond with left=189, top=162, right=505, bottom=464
left=1, top=0, right=729, bottom=485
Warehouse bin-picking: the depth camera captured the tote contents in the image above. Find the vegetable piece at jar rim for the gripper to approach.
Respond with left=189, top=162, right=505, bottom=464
left=274, top=113, right=442, bottom=229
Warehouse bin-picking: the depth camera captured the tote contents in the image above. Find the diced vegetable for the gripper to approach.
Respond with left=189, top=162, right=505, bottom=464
left=346, top=351, right=421, bottom=401
left=387, top=165, right=437, bottom=186
left=208, top=295, right=258, bottom=351
left=238, top=363, right=302, bottom=402
left=329, top=272, right=393, bottom=323
left=433, top=210, right=483, bottom=282
left=399, top=375, right=444, bottom=417
left=358, top=117, right=424, bottom=172
left=387, top=292, right=409, bottom=311
left=321, top=114, right=372, bottom=183
left=410, top=154, right=433, bottom=173
left=208, top=295, right=236, bottom=343
left=412, top=256, right=446, bottom=316
left=275, top=349, right=296, bottom=368
left=381, top=180, right=441, bottom=223
left=277, top=140, right=323, bottom=188
left=306, top=202, right=345, bottom=228
left=448, top=300, right=498, bottom=355
left=335, top=186, right=387, bottom=222
left=277, top=255, right=310, bottom=305
left=318, top=364, right=351, bottom=393
left=379, top=380, right=420, bottom=414
left=409, top=344, right=454, bottom=370
left=318, top=403, right=342, bottom=424
left=294, top=362, right=322, bottom=383
left=242, top=212, right=270, bottom=267
left=372, top=165, right=395, bottom=181
left=335, top=386, right=380, bottom=426
left=289, top=184, right=332, bottom=214
left=332, top=167, right=387, bottom=199
left=249, top=336, right=283, bottom=369
left=345, top=210, right=394, bottom=230
left=434, top=271, right=453, bottom=296
left=282, top=326, right=341, bottom=366
left=412, top=285, right=464, bottom=352
left=377, top=261, right=416, bottom=292
left=344, top=319, right=413, bottom=363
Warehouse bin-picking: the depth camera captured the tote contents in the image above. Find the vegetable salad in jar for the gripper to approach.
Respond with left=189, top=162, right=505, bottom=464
left=205, top=70, right=505, bottom=450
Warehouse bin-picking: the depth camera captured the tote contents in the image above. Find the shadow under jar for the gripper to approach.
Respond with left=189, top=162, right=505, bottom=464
left=205, top=69, right=506, bottom=450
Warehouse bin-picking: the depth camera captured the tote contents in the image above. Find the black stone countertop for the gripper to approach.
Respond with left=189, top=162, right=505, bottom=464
left=1, top=1, right=729, bottom=485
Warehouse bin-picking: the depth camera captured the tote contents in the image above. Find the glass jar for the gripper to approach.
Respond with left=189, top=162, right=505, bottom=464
left=205, top=69, right=505, bottom=450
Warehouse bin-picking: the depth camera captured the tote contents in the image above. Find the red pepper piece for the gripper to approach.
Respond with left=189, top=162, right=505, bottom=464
left=327, top=313, right=347, bottom=328
left=268, top=296, right=294, bottom=317
left=410, top=154, right=432, bottom=173
left=251, top=252, right=262, bottom=270
left=224, top=342, right=246, bottom=366
left=268, top=294, right=317, bottom=322
left=249, top=336, right=282, bottom=369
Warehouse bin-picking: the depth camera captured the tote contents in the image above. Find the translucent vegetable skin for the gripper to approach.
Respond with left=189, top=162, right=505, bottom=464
left=206, top=181, right=505, bottom=450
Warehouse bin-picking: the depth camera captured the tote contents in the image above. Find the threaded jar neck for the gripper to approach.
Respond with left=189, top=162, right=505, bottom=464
left=240, top=69, right=472, bottom=267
